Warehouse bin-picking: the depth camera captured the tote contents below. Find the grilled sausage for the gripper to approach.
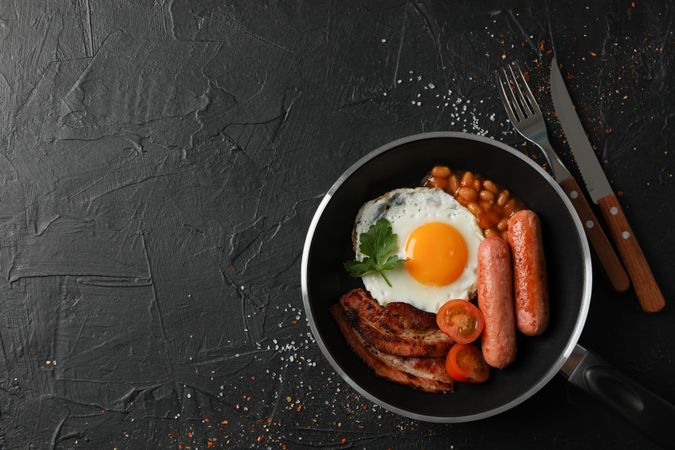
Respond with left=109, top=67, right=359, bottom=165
left=508, top=210, right=549, bottom=336
left=477, top=238, right=517, bottom=368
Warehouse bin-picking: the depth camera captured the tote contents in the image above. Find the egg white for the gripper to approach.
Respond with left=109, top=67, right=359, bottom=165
left=353, top=187, right=484, bottom=314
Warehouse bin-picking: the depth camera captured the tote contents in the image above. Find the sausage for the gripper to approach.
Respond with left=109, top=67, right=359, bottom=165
left=477, top=238, right=517, bottom=368
left=508, top=210, right=549, bottom=336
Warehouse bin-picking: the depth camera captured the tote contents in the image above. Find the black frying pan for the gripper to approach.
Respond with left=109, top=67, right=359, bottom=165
left=301, top=132, right=675, bottom=448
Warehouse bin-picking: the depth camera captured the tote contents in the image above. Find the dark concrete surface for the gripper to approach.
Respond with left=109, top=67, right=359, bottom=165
left=0, top=0, right=672, bottom=448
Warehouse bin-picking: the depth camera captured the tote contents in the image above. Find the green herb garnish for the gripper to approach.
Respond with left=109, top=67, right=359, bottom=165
left=344, top=218, right=407, bottom=287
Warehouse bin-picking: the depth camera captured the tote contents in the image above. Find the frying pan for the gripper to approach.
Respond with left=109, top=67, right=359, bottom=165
left=301, top=132, right=675, bottom=447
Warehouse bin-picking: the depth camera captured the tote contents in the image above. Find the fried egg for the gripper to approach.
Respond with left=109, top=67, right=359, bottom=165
left=353, top=187, right=483, bottom=313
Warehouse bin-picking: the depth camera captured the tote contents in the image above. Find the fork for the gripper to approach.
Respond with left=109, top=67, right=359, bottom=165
left=496, top=63, right=629, bottom=292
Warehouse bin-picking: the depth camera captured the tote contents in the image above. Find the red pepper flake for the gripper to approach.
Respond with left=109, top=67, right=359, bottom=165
left=202, top=418, right=209, bottom=424
left=235, top=403, right=240, bottom=410
left=290, top=319, right=298, bottom=326
left=546, top=49, right=553, bottom=55
left=590, top=51, right=598, bottom=57
left=523, top=70, right=529, bottom=80
left=604, top=127, right=613, bottom=135
left=221, top=419, right=229, bottom=426
left=178, top=445, right=183, bottom=450
left=538, top=40, right=545, bottom=52
left=566, top=73, right=575, bottom=80
left=257, top=435, right=264, bottom=444
left=207, top=442, right=214, bottom=449
left=187, top=432, right=193, bottom=438
left=295, top=403, right=303, bottom=412
left=250, top=375, right=256, bottom=380
left=341, top=437, right=347, bottom=444
left=280, top=443, right=288, bottom=450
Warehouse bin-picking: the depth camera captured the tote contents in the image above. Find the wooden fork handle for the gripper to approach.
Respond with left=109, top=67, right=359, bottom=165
left=597, top=194, right=665, bottom=312
left=560, top=177, right=629, bottom=292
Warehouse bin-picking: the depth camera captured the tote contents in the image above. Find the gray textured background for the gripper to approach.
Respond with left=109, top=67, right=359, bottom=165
left=0, top=0, right=672, bottom=448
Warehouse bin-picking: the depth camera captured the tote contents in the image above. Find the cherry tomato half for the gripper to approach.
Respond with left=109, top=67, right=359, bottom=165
left=445, top=343, right=490, bottom=383
left=436, top=299, right=485, bottom=344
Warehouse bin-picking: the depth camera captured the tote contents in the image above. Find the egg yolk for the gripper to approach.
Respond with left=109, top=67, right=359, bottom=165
left=405, top=222, right=468, bottom=286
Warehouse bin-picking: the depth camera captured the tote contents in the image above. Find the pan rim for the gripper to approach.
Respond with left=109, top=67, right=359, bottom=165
left=301, top=131, right=592, bottom=423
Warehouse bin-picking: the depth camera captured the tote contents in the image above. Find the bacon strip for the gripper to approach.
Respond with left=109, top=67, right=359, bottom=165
left=339, top=288, right=453, bottom=357
left=330, top=303, right=453, bottom=393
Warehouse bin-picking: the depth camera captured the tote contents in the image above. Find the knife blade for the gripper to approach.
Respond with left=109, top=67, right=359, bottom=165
left=550, top=57, right=665, bottom=313
left=550, top=58, right=612, bottom=203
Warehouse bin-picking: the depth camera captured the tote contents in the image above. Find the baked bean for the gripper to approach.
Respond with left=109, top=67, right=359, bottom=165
left=501, top=231, right=509, bottom=241
left=448, top=175, right=459, bottom=194
left=497, top=218, right=509, bottom=231
left=497, top=190, right=510, bottom=207
left=458, top=187, right=478, bottom=202
left=485, top=228, right=499, bottom=239
left=432, top=165, right=451, bottom=178
left=504, top=199, right=518, bottom=216
left=428, top=176, right=448, bottom=190
left=486, top=210, right=502, bottom=227
left=473, top=179, right=481, bottom=191
left=480, top=190, right=495, bottom=202
left=478, top=215, right=492, bottom=229
left=467, top=202, right=483, bottom=216
left=461, top=171, right=474, bottom=187
left=483, top=180, right=499, bottom=194
left=423, top=166, right=526, bottom=236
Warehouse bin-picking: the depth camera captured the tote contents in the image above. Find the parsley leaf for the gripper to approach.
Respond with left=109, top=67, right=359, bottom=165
left=344, top=218, right=407, bottom=287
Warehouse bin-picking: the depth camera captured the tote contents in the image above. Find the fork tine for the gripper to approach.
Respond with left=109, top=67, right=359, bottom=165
left=501, top=68, right=526, bottom=120
left=495, top=71, right=519, bottom=124
left=513, top=62, right=542, bottom=114
left=507, top=64, right=534, bottom=116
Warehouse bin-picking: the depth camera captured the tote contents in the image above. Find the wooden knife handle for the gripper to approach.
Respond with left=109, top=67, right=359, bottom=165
left=598, top=194, right=665, bottom=312
left=560, top=177, right=630, bottom=292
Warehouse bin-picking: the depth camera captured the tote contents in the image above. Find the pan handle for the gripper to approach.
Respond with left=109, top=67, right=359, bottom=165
left=561, top=344, right=675, bottom=448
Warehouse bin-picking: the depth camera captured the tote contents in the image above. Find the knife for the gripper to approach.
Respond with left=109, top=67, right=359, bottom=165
left=550, top=58, right=665, bottom=312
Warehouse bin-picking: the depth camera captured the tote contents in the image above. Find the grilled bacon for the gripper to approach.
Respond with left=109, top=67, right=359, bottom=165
left=339, top=288, right=453, bottom=357
left=330, top=293, right=454, bottom=393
